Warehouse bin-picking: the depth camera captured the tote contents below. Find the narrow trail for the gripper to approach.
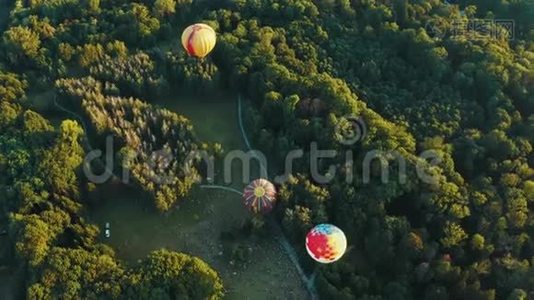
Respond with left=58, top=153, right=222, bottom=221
left=199, top=185, right=243, bottom=196
left=236, top=95, right=319, bottom=300
left=237, top=95, right=268, bottom=177
left=199, top=95, right=318, bottom=298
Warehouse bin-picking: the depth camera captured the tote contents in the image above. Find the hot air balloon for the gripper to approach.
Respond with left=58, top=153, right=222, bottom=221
left=181, top=23, right=217, bottom=59
left=243, top=179, right=276, bottom=214
left=306, top=224, right=347, bottom=263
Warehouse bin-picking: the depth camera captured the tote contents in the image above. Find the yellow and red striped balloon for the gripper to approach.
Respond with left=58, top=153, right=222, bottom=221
left=243, top=179, right=276, bottom=214
left=181, top=23, right=217, bottom=59
left=306, top=224, right=347, bottom=263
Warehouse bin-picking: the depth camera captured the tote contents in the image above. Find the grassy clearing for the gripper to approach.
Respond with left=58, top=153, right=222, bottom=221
left=0, top=257, right=23, bottom=300
left=0, top=0, right=10, bottom=33
left=88, top=92, right=307, bottom=299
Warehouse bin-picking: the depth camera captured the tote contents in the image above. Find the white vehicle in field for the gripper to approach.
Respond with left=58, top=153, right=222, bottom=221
left=105, top=222, right=111, bottom=238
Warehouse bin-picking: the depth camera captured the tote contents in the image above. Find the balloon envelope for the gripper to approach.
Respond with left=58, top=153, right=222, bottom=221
left=306, top=224, right=347, bottom=263
left=243, top=179, right=276, bottom=214
left=181, top=23, right=216, bottom=58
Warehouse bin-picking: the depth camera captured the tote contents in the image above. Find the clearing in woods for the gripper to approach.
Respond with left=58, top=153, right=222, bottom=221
left=87, top=91, right=308, bottom=299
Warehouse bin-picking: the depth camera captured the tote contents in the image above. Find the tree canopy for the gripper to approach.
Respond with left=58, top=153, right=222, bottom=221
left=0, top=0, right=533, bottom=298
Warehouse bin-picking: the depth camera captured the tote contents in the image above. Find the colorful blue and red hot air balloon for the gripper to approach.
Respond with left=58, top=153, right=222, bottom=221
left=306, top=224, right=347, bottom=263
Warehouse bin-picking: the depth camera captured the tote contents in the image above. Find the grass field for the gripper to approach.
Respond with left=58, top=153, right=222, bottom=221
left=0, top=0, right=9, bottom=33
left=0, top=239, right=23, bottom=300
left=87, top=92, right=307, bottom=299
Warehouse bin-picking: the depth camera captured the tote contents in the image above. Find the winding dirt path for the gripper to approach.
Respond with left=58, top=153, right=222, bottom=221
left=236, top=95, right=318, bottom=299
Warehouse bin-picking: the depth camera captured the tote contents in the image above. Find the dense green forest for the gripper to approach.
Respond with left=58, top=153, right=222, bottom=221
left=0, top=0, right=533, bottom=299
